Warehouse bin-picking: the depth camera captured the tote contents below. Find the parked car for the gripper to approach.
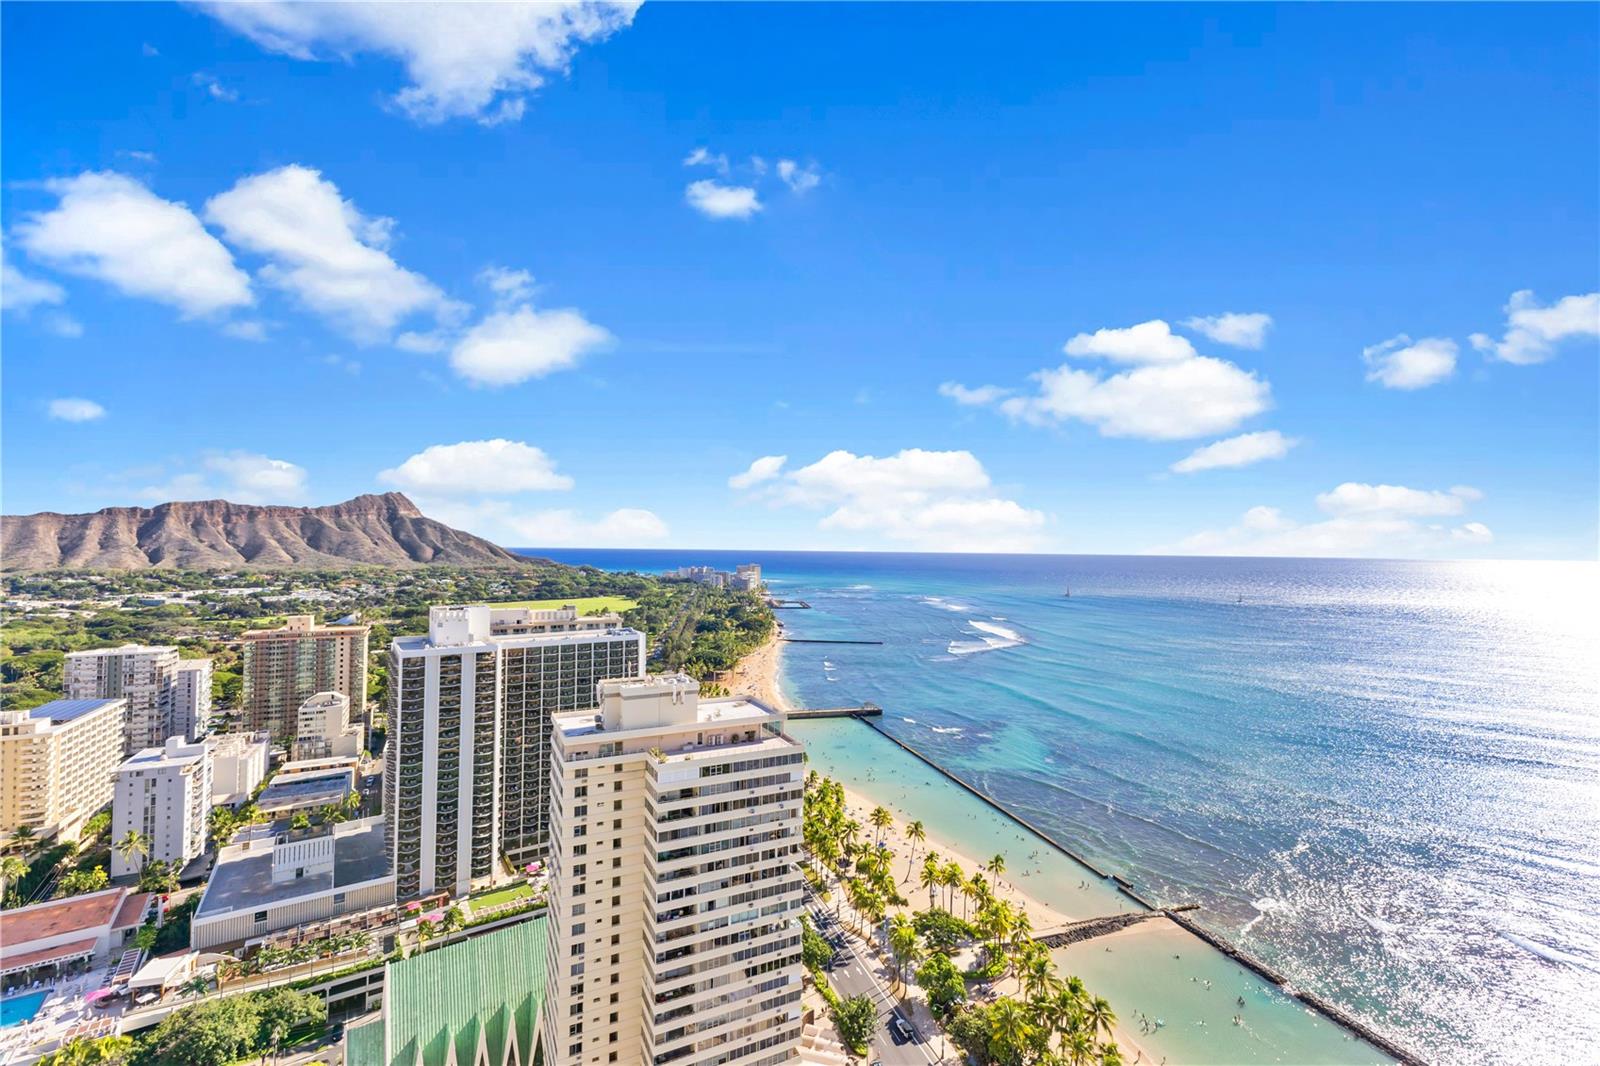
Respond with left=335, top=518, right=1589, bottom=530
left=889, top=1012, right=916, bottom=1044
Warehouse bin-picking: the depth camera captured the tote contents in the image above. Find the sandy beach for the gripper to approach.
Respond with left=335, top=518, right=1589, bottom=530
left=728, top=631, right=1159, bottom=1063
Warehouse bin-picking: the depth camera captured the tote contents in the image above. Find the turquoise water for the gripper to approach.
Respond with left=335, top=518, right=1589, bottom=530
left=1, top=990, right=48, bottom=1028
left=529, top=550, right=1600, bottom=1064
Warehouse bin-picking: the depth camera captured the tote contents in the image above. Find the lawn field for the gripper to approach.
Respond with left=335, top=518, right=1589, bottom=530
left=489, top=595, right=637, bottom=615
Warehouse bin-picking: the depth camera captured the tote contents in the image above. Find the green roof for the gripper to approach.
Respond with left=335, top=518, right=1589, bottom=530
left=345, top=1018, right=386, bottom=1066
left=381, top=915, right=548, bottom=1066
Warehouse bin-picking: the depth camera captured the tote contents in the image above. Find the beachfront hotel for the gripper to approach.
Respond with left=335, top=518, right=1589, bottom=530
left=110, top=736, right=213, bottom=878
left=0, top=698, right=126, bottom=845
left=384, top=605, right=645, bottom=899
left=541, top=674, right=805, bottom=1066
left=64, top=644, right=180, bottom=755
left=240, top=614, right=370, bottom=744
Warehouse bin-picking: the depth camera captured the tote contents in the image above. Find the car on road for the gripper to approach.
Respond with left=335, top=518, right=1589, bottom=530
left=888, top=1012, right=916, bottom=1045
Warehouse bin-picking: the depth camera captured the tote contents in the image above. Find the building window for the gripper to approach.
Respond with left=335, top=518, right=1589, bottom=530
left=253, top=911, right=268, bottom=923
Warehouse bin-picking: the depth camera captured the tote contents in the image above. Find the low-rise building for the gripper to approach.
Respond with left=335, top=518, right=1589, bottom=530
left=0, top=698, right=126, bottom=845
left=171, top=658, right=214, bottom=742
left=111, top=737, right=213, bottom=878
left=189, top=816, right=395, bottom=952
left=0, top=887, right=157, bottom=987
left=293, top=691, right=363, bottom=761
left=209, top=731, right=272, bottom=808
left=257, top=760, right=357, bottom=818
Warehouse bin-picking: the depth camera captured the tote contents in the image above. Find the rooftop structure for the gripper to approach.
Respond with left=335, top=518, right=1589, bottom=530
left=344, top=916, right=548, bottom=1066
left=191, top=816, right=394, bottom=952
left=0, top=698, right=126, bottom=844
left=257, top=767, right=355, bottom=816
left=0, top=887, right=155, bottom=981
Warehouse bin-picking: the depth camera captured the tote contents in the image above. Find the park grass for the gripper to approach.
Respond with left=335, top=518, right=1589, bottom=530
left=469, top=881, right=535, bottom=912
left=488, top=595, right=636, bottom=615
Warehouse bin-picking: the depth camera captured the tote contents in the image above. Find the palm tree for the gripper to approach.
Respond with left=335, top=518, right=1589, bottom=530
left=442, top=905, right=466, bottom=935
left=1065, top=1029, right=1097, bottom=1066
left=1098, top=1042, right=1124, bottom=1066
left=940, top=860, right=963, bottom=913
left=903, top=820, right=925, bottom=881
left=919, top=853, right=942, bottom=909
left=115, top=830, right=150, bottom=872
left=988, top=997, right=1035, bottom=1065
left=1, top=854, right=29, bottom=901
left=986, top=852, right=1007, bottom=888
left=869, top=805, right=892, bottom=846
left=1085, top=995, right=1117, bottom=1045
left=887, top=915, right=920, bottom=992
left=180, top=974, right=209, bottom=1002
left=133, top=924, right=159, bottom=953
left=9, top=825, right=38, bottom=855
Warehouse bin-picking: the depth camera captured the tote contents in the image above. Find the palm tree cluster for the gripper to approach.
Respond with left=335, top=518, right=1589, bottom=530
left=802, top=771, right=1124, bottom=1066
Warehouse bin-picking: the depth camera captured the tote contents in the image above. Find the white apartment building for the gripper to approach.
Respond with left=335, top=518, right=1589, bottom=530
left=385, top=606, right=645, bottom=900
left=65, top=644, right=180, bottom=755
left=171, top=658, right=214, bottom=742
left=0, top=698, right=126, bottom=845
left=112, top=737, right=213, bottom=878
left=240, top=615, right=370, bottom=744
left=293, top=691, right=363, bottom=761
left=209, top=731, right=272, bottom=808
left=541, top=675, right=805, bottom=1066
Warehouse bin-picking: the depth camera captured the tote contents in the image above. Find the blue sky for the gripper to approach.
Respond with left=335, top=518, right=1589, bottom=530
left=3, top=3, right=1596, bottom=559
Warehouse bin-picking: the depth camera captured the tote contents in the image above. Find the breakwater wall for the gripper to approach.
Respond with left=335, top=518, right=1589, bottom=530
left=781, top=638, right=883, bottom=645
left=848, top=717, right=1425, bottom=1066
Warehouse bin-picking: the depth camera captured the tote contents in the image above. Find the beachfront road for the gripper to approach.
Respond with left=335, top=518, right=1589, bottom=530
left=808, top=896, right=942, bottom=1066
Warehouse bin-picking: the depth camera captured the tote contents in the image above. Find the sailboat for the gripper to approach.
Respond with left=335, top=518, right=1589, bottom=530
left=1063, top=585, right=1071, bottom=598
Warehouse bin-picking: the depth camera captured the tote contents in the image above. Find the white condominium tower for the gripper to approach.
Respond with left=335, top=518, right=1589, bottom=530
left=542, top=675, right=805, bottom=1066
left=65, top=644, right=180, bottom=754
left=171, top=658, right=214, bottom=741
left=111, top=736, right=213, bottom=878
left=384, top=605, right=645, bottom=899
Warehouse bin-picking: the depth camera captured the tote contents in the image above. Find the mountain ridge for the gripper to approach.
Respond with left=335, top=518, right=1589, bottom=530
left=1, top=492, right=526, bottom=571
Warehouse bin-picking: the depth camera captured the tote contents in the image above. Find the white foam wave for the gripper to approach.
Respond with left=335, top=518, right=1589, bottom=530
left=1500, top=932, right=1600, bottom=973
left=1241, top=896, right=1290, bottom=937
left=970, top=620, right=1023, bottom=643
left=921, top=596, right=972, bottom=612
left=947, top=619, right=1025, bottom=655
left=901, top=717, right=917, bottom=724
left=930, top=725, right=965, bottom=735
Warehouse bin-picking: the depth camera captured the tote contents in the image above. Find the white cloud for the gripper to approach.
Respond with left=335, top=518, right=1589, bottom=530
left=1362, top=334, right=1456, bottom=390
left=423, top=498, right=669, bottom=548
left=954, top=318, right=1271, bottom=440
left=479, top=266, right=536, bottom=304
left=205, top=165, right=459, bottom=343
left=938, top=382, right=1010, bottom=406
left=136, top=451, right=308, bottom=505
left=2, top=254, right=66, bottom=313
left=1000, top=356, right=1270, bottom=440
left=1314, top=482, right=1478, bottom=518
left=1171, top=430, right=1296, bottom=474
left=1173, top=482, right=1492, bottom=559
left=1063, top=319, right=1197, bottom=364
left=379, top=439, right=574, bottom=495
left=776, top=159, right=821, bottom=194
left=1181, top=312, right=1272, bottom=350
left=191, top=72, right=239, bottom=102
left=728, top=455, right=787, bottom=489
left=395, top=330, right=449, bottom=354
left=1469, top=290, right=1599, bottom=365
left=449, top=304, right=613, bottom=386
left=199, top=1, right=637, bottom=125
left=43, top=313, right=84, bottom=338
left=15, top=172, right=252, bottom=318
left=685, top=180, right=762, bottom=221
left=683, top=147, right=730, bottom=174
left=736, top=447, right=1047, bottom=552
left=47, top=398, right=106, bottom=422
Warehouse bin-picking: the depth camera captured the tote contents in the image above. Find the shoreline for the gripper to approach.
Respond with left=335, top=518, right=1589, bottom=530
left=726, top=629, right=1158, bottom=1063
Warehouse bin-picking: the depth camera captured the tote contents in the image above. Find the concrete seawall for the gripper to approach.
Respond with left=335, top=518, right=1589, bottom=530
left=846, top=716, right=1425, bottom=1066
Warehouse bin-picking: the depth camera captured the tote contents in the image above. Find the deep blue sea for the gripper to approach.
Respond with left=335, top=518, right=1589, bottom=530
left=522, top=549, right=1600, bottom=1064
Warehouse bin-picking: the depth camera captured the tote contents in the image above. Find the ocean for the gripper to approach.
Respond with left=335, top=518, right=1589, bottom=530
left=522, top=548, right=1600, bottom=1065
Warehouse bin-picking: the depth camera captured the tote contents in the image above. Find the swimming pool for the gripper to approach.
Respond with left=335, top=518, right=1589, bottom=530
left=0, top=990, right=49, bottom=1028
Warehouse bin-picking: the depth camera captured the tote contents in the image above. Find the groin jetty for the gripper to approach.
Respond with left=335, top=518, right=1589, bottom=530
left=767, top=598, right=812, bottom=609
left=845, top=715, right=1426, bottom=1066
left=787, top=704, right=882, bottom=721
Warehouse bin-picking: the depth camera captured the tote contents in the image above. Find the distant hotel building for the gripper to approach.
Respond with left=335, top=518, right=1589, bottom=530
left=542, top=675, right=805, bottom=1066
left=0, top=698, right=126, bottom=845
left=65, top=644, right=180, bottom=754
left=665, top=563, right=764, bottom=591
left=240, top=615, right=370, bottom=744
left=385, top=605, right=645, bottom=899
left=171, top=658, right=214, bottom=741
left=209, top=731, right=271, bottom=808
left=111, top=737, right=213, bottom=878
